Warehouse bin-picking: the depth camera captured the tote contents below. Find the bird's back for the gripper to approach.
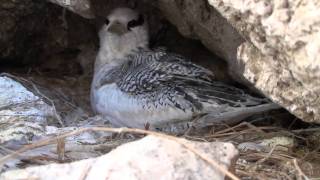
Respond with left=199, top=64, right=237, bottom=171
left=91, top=48, right=276, bottom=128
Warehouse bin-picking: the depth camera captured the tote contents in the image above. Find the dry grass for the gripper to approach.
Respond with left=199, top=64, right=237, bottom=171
left=198, top=121, right=320, bottom=179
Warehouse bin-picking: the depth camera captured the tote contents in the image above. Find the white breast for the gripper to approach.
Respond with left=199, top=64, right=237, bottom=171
left=91, top=83, right=193, bottom=128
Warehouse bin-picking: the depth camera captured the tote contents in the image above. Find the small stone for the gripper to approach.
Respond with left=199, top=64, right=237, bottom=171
left=259, top=136, right=295, bottom=151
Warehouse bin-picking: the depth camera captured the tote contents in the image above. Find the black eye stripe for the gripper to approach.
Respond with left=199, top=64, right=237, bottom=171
left=127, top=14, right=144, bottom=30
left=105, top=18, right=110, bottom=25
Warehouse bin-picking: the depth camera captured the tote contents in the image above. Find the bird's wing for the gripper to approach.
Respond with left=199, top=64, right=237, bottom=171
left=127, top=49, right=215, bottom=82
left=116, top=49, right=269, bottom=113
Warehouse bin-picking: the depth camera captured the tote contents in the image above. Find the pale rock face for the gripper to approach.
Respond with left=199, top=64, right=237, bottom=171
left=156, top=0, right=244, bottom=63
left=1, top=135, right=239, bottom=180
left=208, top=0, right=320, bottom=123
left=47, top=0, right=94, bottom=19
left=0, top=76, right=54, bottom=143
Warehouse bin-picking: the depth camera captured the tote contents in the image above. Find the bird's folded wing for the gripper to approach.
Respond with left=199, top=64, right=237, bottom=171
left=114, top=49, right=270, bottom=113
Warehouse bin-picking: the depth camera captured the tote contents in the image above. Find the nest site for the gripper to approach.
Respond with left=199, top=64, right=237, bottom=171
left=0, top=1, right=320, bottom=179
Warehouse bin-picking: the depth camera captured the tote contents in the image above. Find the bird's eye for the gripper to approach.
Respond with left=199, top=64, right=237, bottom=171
left=127, top=14, right=144, bottom=30
left=105, top=18, right=110, bottom=25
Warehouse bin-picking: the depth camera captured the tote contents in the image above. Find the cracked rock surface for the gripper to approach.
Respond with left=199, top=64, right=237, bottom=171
left=208, top=0, right=320, bottom=123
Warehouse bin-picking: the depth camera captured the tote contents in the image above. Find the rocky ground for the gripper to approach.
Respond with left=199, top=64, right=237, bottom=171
left=0, top=71, right=319, bottom=179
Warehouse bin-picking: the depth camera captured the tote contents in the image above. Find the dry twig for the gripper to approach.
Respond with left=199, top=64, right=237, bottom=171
left=293, top=159, right=309, bottom=180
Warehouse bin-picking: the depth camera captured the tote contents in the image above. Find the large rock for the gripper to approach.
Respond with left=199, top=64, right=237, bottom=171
left=208, top=0, right=320, bottom=123
left=0, top=135, right=239, bottom=180
left=154, top=0, right=320, bottom=123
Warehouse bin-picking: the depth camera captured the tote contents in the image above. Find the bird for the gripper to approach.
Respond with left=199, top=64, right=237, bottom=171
left=91, top=7, right=280, bottom=130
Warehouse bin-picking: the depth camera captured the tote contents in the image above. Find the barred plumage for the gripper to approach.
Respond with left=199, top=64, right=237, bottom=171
left=91, top=7, right=279, bottom=129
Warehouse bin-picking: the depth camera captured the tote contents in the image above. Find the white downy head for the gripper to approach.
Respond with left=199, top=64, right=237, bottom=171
left=95, top=7, right=149, bottom=70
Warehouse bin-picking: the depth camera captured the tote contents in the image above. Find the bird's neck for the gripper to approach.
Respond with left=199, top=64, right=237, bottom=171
left=94, top=32, right=149, bottom=73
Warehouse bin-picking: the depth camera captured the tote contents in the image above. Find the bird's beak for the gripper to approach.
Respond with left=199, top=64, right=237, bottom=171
left=107, top=21, right=128, bottom=36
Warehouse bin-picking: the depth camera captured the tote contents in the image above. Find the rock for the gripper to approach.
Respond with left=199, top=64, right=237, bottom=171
left=0, top=0, right=97, bottom=71
left=238, top=142, right=266, bottom=152
left=155, top=0, right=244, bottom=64
left=0, top=114, right=127, bottom=172
left=0, top=75, right=54, bottom=144
left=260, top=136, right=295, bottom=152
left=0, top=135, right=239, bottom=180
left=0, top=76, right=119, bottom=171
left=0, top=0, right=48, bottom=64
left=208, top=0, right=320, bottom=123
left=47, top=0, right=94, bottom=19
left=238, top=136, right=295, bottom=152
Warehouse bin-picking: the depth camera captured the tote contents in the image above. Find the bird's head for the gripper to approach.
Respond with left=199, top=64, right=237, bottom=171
left=98, top=8, right=149, bottom=60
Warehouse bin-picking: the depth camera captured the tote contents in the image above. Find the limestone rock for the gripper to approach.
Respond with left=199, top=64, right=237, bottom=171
left=155, top=0, right=244, bottom=63
left=0, top=135, right=239, bottom=180
left=208, top=0, right=320, bottom=123
left=0, top=75, right=54, bottom=144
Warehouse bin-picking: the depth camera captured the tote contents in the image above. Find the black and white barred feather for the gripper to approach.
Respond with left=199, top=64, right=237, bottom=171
left=95, top=48, right=270, bottom=114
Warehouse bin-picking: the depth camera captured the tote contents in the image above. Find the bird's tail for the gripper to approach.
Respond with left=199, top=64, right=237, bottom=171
left=194, top=102, right=281, bottom=128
